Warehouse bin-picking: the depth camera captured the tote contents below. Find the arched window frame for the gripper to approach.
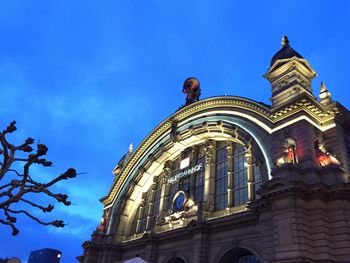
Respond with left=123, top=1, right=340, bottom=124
left=131, top=137, right=265, bottom=235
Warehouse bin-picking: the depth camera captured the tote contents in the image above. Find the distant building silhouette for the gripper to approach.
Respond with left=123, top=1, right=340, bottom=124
left=28, top=248, right=61, bottom=263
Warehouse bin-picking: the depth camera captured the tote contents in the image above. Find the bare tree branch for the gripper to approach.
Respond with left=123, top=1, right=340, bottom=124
left=0, top=121, right=77, bottom=235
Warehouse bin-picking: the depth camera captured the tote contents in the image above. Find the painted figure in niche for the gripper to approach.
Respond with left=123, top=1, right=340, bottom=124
left=276, top=138, right=298, bottom=166
left=97, top=208, right=110, bottom=232
left=314, top=140, right=341, bottom=167
left=182, top=77, right=201, bottom=106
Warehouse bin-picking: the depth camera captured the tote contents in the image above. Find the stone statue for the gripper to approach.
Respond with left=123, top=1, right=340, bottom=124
left=182, top=77, right=201, bottom=106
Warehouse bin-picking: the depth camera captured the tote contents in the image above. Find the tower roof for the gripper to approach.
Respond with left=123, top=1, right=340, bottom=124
left=270, top=36, right=303, bottom=66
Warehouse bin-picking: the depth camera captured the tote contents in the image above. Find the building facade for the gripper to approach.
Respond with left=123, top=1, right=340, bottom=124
left=80, top=37, right=350, bottom=263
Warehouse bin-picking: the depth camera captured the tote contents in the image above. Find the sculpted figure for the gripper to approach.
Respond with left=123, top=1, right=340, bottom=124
left=182, top=77, right=201, bottom=106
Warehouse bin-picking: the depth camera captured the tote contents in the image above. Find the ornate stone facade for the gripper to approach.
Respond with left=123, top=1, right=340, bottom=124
left=79, top=38, right=350, bottom=263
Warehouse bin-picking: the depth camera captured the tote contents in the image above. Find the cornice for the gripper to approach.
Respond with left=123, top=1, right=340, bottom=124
left=250, top=178, right=350, bottom=213
left=270, top=96, right=340, bottom=123
left=264, top=57, right=316, bottom=79
left=119, top=212, right=257, bottom=245
left=101, top=96, right=272, bottom=206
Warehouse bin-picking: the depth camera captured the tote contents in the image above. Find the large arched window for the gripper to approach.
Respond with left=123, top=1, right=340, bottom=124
left=129, top=138, right=266, bottom=236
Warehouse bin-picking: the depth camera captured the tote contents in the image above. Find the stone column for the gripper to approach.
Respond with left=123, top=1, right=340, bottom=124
left=145, top=235, right=158, bottom=263
left=190, top=145, right=198, bottom=197
left=245, top=143, right=254, bottom=201
left=192, top=226, right=209, bottom=263
left=227, top=141, right=234, bottom=207
left=203, top=140, right=216, bottom=214
left=157, top=161, right=172, bottom=223
left=146, top=178, right=157, bottom=230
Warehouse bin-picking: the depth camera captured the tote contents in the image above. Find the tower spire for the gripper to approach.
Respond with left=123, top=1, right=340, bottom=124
left=319, top=81, right=332, bottom=106
left=281, top=35, right=289, bottom=47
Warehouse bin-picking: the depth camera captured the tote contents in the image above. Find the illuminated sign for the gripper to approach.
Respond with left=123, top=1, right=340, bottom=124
left=168, top=163, right=203, bottom=183
left=180, top=157, right=190, bottom=169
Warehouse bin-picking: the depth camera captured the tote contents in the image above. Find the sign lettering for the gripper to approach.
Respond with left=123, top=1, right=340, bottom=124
left=168, top=163, right=203, bottom=184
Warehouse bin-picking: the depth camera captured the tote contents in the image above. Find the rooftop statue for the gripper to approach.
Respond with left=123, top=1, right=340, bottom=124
left=182, top=77, right=201, bottom=106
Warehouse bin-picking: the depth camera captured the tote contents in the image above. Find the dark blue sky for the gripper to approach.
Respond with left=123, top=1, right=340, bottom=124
left=1, top=1, right=350, bottom=262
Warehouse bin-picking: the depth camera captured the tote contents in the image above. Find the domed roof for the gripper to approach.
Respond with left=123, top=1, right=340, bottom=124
left=270, top=36, right=303, bottom=66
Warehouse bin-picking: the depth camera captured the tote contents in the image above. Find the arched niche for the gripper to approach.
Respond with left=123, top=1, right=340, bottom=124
left=218, top=247, right=260, bottom=263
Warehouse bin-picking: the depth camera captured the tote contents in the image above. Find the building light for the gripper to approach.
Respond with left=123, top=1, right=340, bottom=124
left=57, top=253, right=61, bottom=258
left=180, top=157, right=190, bottom=169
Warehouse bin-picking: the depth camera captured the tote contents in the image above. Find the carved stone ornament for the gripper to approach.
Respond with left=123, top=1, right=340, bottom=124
left=170, top=119, right=180, bottom=142
left=165, top=191, right=198, bottom=229
left=204, top=140, right=214, bottom=165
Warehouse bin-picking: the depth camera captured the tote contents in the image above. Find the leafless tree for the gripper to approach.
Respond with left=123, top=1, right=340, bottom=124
left=0, top=121, right=77, bottom=235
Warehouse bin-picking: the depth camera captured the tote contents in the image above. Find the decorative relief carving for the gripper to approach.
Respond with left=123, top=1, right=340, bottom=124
left=170, top=119, right=180, bottom=143
left=164, top=190, right=198, bottom=229
left=204, top=140, right=214, bottom=165
left=232, top=126, right=239, bottom=140
left=216, top=121, right=224, bottom=133
left=163, top=161, right=172, bottom=178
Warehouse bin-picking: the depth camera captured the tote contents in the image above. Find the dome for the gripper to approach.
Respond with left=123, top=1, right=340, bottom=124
left=270, top=36, right=303, bottom=66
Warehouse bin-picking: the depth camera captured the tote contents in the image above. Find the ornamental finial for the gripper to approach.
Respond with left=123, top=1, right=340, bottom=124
left=129, top=143, right=133, bottom=153
left=281, top=35, right=289, bottom=47
left=319, top=81, right=332, bottom=105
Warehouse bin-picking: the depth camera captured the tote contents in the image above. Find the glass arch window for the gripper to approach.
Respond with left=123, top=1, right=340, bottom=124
left=138, top=190, right=151, bottom=232
left=232, top=144, right=248, bottom=206
left=194, top=148, right=205, bottom=203
left=129, top=138, right=266, bottom=236
left=215, top=141, right=228, bottom=211
left=149, top=178, right=161, bottom=229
